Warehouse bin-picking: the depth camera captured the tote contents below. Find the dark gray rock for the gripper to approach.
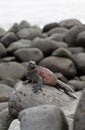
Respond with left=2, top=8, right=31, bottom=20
left=0, top=102, right=8, bottom=112
left=1, top=32, right=18, bottom=47
left=0, top=43, right=7, bottom=57
left=76, top=31, right=85, bottom=47
left=0, top=108, right=13, bottom=130
left=0, top=83, right=13, bottom=102
left=65, top=25, right=85, bottom=46
left=0, top=62, right=27, bottom=80
left=72, top=53, right=85, bottom=75
left=52, top=48, right=72, bottom=59
left=68, top=80, right=85, bottom=91
left=42, top=22, right=60, bottom=32
left=31, top=38, right=68, bottom=56
left=19, top=20, right=31, bottom=29
left=19, top=105, right=68, bottom=130
left=7, top=39, right=31, bottom=53
left=73, top=89, right=85, bottom=130
left=38, top=56, right=77, bottom=78
left=47, top=27, right=69, bottom=36
left=8, top=82, right=72, bottom=118
left=17, top=28, right=44, bottom=40
left=59, top=19, right=82, bottom=29
left=69, top=47, right=85, bottom=54
left=14, top=48, right=44, bottom=62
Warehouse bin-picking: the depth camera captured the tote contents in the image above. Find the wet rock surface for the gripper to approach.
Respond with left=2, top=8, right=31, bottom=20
left=0, top=19, right=84, bottom=130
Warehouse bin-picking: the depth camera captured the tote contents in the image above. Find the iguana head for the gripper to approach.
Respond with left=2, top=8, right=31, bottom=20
left=28, top=60, right=36, bottom=69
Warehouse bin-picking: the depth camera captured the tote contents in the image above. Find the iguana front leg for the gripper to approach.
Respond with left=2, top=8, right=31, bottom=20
left=32, top=76, right=43, bottom=93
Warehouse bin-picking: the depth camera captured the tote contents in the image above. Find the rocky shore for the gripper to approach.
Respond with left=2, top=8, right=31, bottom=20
left=0, top=19, right=85, bottom=130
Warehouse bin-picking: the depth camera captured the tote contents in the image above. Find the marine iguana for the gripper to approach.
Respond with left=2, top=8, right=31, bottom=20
left=23, top=60, right=77, bottom=99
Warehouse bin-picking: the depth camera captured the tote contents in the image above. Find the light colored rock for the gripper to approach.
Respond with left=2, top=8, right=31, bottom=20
left=19, top=105, right=68, bottom=130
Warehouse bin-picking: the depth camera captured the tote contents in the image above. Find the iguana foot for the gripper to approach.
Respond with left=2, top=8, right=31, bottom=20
left=32, top=85, right=42, bottom=93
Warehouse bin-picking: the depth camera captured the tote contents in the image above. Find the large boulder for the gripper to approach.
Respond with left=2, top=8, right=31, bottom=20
left=14, top=48, right=44, bottom=62
left=73, top=89, right=85, bottom=130
left=0, top=62, right=26, bottom=80
left=72, top=53, right=85, bottom=75
left=7, top=39, right=31, bottom=53
left=1, top=32, right=18, bottom=47
left=38, top=56, right=77, bottom=78
left=16, top=28, right=44, bottom=40
left=8, top=82, right=72, bottom=118
left=19, top=105, right=68, bottom=130
left=65, top=25, right=85, bottom=46
left=31, top=38, right=68, bottom=56
left=59, top=19, right=82, bottom=29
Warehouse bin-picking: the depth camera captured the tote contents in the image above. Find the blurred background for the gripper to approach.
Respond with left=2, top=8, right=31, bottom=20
left=0, top=0, right=85, bottom=29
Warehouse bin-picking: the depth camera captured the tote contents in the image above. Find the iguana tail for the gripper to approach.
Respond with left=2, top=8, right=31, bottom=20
left=57, top=79, right=77, bottom=99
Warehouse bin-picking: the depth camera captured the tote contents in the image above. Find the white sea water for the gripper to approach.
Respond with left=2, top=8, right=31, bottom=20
left=0, top=0, right=85, bottom=29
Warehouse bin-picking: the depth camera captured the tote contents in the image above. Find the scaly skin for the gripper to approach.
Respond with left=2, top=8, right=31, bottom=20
left=24, top=61, right=77, bottom=99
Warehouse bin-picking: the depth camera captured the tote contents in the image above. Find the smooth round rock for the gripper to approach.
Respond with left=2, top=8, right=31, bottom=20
left=38, top=56, right=77, bottom=78
left=0, top=62, right=26, bottom=80
left=59, top=19, right=82, bottom=29
left=72, top=53, right=85, bottom=75
left=65, top=25, right=85, bottom=46
left=76, top=31, right=85, bottom=47
left=48, top=33, right=66, bottom=42
left=47, top=27, right=69, bottom=36
left=8, top=82, right=72, bottom=118
left=19, top=105, right=68, bottom=130
left=52, top=48, right=72, bottom=59
left=31, top=38, right=68, bottom=56
left=7, top=39, right=31, bottom=53
left=1, top=32, right=18, bottom=47
left=68, top=80, right=85, bottom=91
left=19, top=20, right=31, bottom=29
left=14, top=48, right=44, bottom=62
left=17, top=28, right=44, bottom=40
